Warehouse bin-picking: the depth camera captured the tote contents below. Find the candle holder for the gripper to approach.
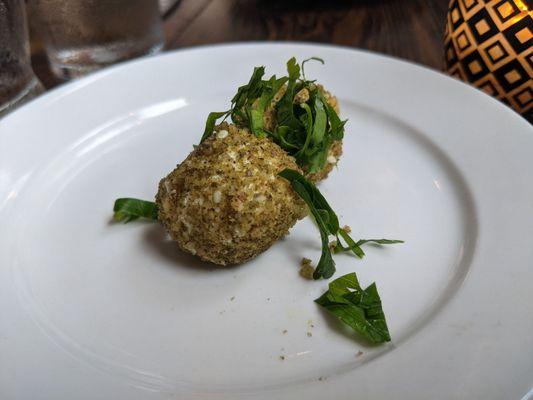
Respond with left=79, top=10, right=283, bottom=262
left=444, top=0, right=532, bottom=122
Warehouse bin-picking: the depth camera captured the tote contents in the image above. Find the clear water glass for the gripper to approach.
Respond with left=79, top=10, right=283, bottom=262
left=0, top=0, right=44, bottom=117
left=29, top=0, right=165, bottom=80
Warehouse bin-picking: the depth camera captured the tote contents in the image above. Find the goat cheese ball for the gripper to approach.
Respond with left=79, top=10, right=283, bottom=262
left=156, top=123, right=307, bottom=265
left=263, top=84, right=343, bottom=182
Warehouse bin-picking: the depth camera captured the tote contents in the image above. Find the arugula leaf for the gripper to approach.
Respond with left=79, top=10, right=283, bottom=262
left=113, top=198, right=158, bottom=223
left=315, top=272, right=391, bottom=344
left=201, top=111, right=229, bottom=143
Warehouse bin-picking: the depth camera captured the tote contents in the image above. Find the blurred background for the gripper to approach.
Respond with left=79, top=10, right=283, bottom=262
left=1, top=0, right=531, bottom=121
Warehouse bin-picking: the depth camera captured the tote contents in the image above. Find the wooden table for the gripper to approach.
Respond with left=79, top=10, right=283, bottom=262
left=31, top=0, right=450, bottom=89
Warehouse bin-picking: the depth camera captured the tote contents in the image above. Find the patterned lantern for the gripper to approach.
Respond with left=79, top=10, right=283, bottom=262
left=444, top=0, right=532, bottom=122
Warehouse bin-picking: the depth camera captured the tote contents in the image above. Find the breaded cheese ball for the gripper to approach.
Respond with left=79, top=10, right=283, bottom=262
left=156, top=123, right=308, bottom=265
left=262, top=84, right=343, bottom=182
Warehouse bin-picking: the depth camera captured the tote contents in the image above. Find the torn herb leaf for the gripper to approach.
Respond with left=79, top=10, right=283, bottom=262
left=201, top=111, right=230, bottom=143
left=315, top=272, right=391, bottom=344
left=200, top=57, right=347, bottom=177
left=301, top=57, right=324, bottom=81
left=334, top=231, right=404, bottom=256
left=278, top=168, right=338, bottom=279
left=113, top=198, right=158, bottom=223
left=278, top=169, right=402, bottom=279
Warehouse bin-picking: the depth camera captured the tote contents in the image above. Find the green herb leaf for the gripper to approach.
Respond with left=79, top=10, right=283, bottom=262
left=301, top=57, right=325, bottom=81
left=315, top=272, right=391, bottom=344
left=311, top=97, right=327, bottom=145
left=289, top=179, right=337, bottom=279
left=200, top=57, right=346, bottom=178
left=279, top=168, right=339, bottom=279
left=337, top=228, right=365, bottom=258
left=276, top=58, right=303, bottom=131
left=356, top=239, right=405, bottom=246
left=201, top=111, right=229, bottom=143
left=279, top=169, right=403, bottom=279
left=335, top=233, right=404, bottom=256
left=113, top=198, right=158, bottom=223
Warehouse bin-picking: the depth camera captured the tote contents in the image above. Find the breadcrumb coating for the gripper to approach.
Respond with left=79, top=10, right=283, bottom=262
left=156, top=123, right=307, bottom=265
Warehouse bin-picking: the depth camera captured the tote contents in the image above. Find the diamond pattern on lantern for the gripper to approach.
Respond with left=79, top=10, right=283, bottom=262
left=479, top=34, right=515, bottom=68
left=445, top=41, right=459, bottom=65
left=459, top=0, right=485, bottom=19
left=493, top=0, right=522, bottom=22
left=503, top=15, right=533, bottom=53
left=461, top=50, right=491, bottom=81
left=445, top=0, right=533, bottom=121
left=477, top=75, right=507, bottom=97
left=493, top=58, right=530, bottom=91
left=469, top=8, right=500, bottom=43
left=514, top=86, right=532, bottom=105
left=525, top=51, right=533, bottom=70
left=512, top=86, right=533, bottom=112
left=452, top=24, right=477, bottom=56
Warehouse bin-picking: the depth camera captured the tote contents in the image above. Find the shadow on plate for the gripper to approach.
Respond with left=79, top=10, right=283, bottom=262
left=141, top=223, right=249, bottom=274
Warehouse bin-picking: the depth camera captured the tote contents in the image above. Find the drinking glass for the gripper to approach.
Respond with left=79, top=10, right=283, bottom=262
left=29, top=0, right=165, bottom=80
left=0, top=0, right=44, bottom=117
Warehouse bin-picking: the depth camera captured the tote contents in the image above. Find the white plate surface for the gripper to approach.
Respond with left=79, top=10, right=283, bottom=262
left=1, top=43, right=532, bottom=400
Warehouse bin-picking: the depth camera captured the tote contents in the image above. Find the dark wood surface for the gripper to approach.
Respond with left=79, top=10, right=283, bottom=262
left=31, top=0, right=450, bottom=89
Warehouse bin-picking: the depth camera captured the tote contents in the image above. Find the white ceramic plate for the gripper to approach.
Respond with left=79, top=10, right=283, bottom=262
left=1, top=43, right=532, bottom=400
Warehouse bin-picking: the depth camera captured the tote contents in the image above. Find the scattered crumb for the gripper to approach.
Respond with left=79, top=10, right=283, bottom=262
left=318, top=376, right=327, bottom=381
left=342, top=225, right=352, bottom=233
left=266, top=297, right=271, bottom=301
left=219, top=310, right=226, bottom=315
left=300, top=257, right=315, bottom=279
left=280, top=355, right=286, bottom=361
left=356, top=351, right=364, bottom=358
left=301, top=257, right=312, bottom=266
left=306, top=332, right=312, bottom=337
left=299, top=264, right=314, bottom=280
left=282, top=329, right=288, bottom=334
left=310, top=324, right=315, bottom=328
left=230, top=296, right=235, bottom=301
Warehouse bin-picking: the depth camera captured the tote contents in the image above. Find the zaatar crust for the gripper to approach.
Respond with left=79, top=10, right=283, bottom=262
left=156, top=123, right=307, bottom=266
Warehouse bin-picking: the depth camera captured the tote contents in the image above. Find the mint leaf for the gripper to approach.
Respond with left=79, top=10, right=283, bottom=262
left=315, top=272, right=391, bottom=344
left=113, top=198, right=158, bottom=223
